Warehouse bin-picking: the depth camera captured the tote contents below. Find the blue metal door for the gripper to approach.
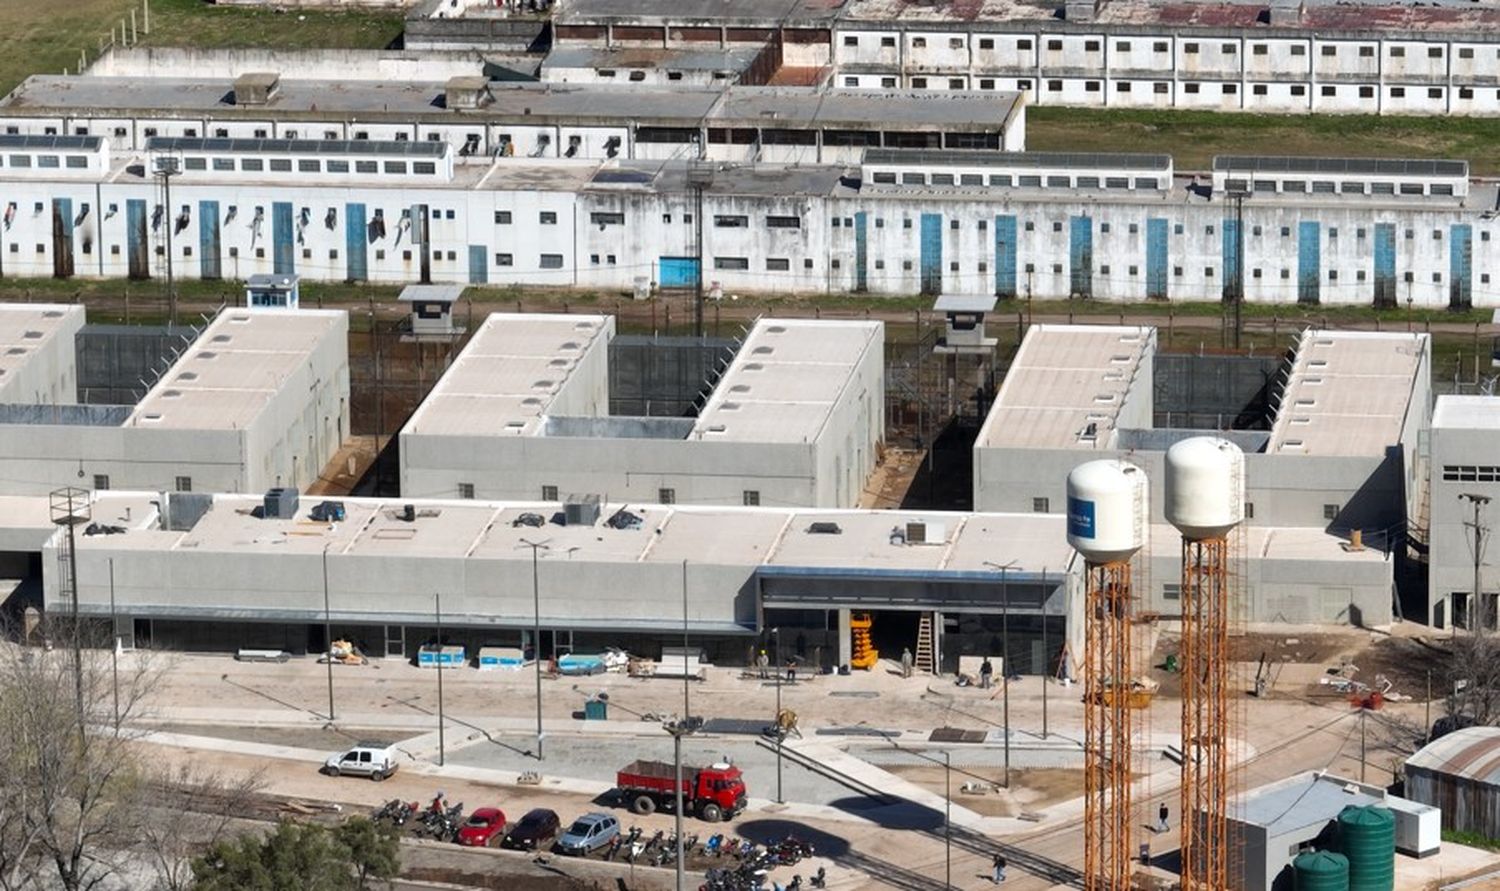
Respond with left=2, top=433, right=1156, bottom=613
left=126, top=199, right=148, bottom=279
left=1374, top=223, right=1396, bottom=308
left=658, top=257, right=699, bottom=288
left=1451, top=224, right=1473, bottom=309
left=345, top=203, right=368, bottom=282
left=50, top=198, right=74, bottom=279
left=919, top=213, right=942, bottom=295
left=272, top=202, right=294, bottom=274
left=995, top=215, right=1017, bottom=298
left=198, top=200, right=221, bottom=280
left=1146, top=218, right=1168, bottom=300
left=1297, top=221, right=1320, bottom=305
left=854, top=212, right=868, bottom=292
left=468, top=245, right=488, bottom=284
left=1069, top=215, right=1092, bottom=297
left=1221, top=217, right=1241, bottom=302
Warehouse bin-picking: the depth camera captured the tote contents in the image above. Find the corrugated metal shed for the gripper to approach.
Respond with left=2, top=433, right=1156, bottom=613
left=1406, top=726, right=1500, bottom=840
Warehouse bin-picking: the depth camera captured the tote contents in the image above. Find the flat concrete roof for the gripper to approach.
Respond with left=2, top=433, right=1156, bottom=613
left=126, top=309, right=343, bottom=430
left=976, top=324, right=1153, bottom=450
left=1433, top=394, right=1500, bottom=431
left=693, top=318, right=881, bottom=444
left=1232, top=771, right=1385, bottom=834
left=73, top=490, right=1072, bottom=577
left=401, top=313, right=612, bottom=437
left=1267, top=330, right=1427, bottom=457
left=0, top=303, right=82, bottom=399
left=3, top=76, right=1017, bottom=133
left=542, top=45, right=762, bottom=75
left=1145, top=523, right=1389, bottom=564
left=558, top=0, right=845, bottom=26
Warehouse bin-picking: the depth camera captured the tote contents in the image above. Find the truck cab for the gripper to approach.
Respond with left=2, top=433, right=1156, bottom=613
left=695, top=763, right=747, bottom=821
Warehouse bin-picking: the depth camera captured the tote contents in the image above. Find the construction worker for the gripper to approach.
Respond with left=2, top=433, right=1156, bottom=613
left=901, top=647, right=913, bottom=679
left=980, top=657, right=994, bottom=690
left=756, top=648, right=769, bottom=679
left=1157, top=801, right=1170, bottom=833
left=992, top=852, right=1007, bottom=883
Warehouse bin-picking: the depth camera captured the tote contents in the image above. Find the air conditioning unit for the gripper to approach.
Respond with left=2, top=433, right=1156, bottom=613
left=905, top=521, right=947, bottom=544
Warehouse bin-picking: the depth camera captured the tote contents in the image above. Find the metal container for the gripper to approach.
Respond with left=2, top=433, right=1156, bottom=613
left=1338, top=805, right=1395, bottom=891
left=1065, top=459, right=1148, bottom=564
left=1164, top=436, right=1245, bottom=540
left=1294, top=850, right=1350, bottom=891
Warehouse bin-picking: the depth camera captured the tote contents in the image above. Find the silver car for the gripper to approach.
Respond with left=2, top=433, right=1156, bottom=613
left=556, top=812, right=619, bottom=855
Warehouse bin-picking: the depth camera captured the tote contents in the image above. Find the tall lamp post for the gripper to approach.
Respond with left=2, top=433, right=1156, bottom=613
left=772, top=625, right=784, bottom=804
left=435, top=592, right=446, bottom=767
left=984, top=559, right=1017, bottom=788
left=664, top=715, right=703, bottom=891
left=322, top=541, right=335, bottom=722
left=519, top=538, right=550, bottom=759
left=1460, top=493, right=1491, bottom=633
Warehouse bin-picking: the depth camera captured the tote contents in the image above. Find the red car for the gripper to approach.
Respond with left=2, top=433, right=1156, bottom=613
left=456, top=807, right=507, bottom=847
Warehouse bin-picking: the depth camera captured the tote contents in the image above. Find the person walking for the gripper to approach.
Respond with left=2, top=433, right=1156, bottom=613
left=992, top=852, right=1007, bottom=883
left=1157, top=801, right=1170, bottom=833
left=756, top=648, right=769, bottom=679
left=980, top=657, right=994, bottom=690
left=900, top=647, right=913, bottom=679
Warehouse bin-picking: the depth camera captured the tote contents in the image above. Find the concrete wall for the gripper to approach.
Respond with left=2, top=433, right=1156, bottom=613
left=812, top=322, right=884, bottom=507
left=83, top=47, right=482, bottom=81
left=0, top=306, right=83, bottom=406
left=242, top=311, right=351, bottom=492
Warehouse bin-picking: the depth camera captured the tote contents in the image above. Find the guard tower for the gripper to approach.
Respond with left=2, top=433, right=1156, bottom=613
left=932, top=294, right=998, bottom=355
left=398, top=284, right=467, bottom=342
left=245, top=274, right=300, bottom=310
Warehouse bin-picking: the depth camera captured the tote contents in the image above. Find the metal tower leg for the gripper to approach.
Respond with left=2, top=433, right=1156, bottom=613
left=1085, top=560, right=1135, bottom=891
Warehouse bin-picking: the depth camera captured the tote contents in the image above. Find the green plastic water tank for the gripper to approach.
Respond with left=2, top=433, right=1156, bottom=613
left=1338, top=805, right=1395, bottom=891
left=1294, top=850, right=1350, bottom=891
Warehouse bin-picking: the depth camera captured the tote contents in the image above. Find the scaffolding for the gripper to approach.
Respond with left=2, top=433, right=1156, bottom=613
left=1179, top=536, right=1232, bottom=891
left=1084, top=559, right=1136, bottom=891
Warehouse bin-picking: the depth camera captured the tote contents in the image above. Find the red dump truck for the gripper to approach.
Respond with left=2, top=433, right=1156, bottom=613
left=615, top=759, right=747, bottom=822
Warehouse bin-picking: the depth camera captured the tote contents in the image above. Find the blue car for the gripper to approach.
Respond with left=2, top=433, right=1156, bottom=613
left=555, top=812, right=619, bottom=856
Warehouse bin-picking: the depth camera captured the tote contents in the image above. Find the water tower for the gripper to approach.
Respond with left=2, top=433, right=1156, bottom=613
left=1165, top=436, right=1245, bottom=891
left=1066, top=459, right=1148, bottom=891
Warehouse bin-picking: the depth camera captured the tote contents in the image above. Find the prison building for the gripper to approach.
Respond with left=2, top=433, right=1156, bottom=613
left=0, top=135, right=1493, bottom=308
left=0, top=73, right=1025, bottom=164
left=1426, top=396, right=1500, bottom=632
left=971, top=324, right=1431, bottom=624
left=9, top=487, right=1077, bottom=676
left=399, top=314, right=884, bottom=508
left=0, top=304, right=84, bottom=406
left=545, top=0, right=1500, bottom=117
left=0, top=306, right=349, bottom=496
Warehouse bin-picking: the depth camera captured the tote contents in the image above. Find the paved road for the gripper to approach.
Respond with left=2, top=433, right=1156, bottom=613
left=443, top=732, right=866, bottom=811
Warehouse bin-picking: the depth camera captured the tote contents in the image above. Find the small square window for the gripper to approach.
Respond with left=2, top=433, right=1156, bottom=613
left=542, top=485, right=558, bottom=501
left=458, top=483, right=474, bottom=499
left=494, top=210, right=512, bottom=224
left=743, top=491, right=761, bottom=507
left=93, top=475, right=110, bottom=491
left=175, top=476, right=192, bottom=493
left=659, top=488, right=676, bottom=505
left=1032, top=497, right=1049, bottom=513
left=539, top=211, right=557, bottom=225
left=1323, top=504, right=1338, bottom=521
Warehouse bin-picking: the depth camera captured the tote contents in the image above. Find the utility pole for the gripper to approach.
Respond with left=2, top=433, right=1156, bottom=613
left=773, top=626, right=783, bottom=804
left=1359, top=708, right=1367, bottom=783
left=943, top=750, right=952, bottom=890
left=154, top=155, right=180, bottom=325
left=985, top=560, right=1017, bottom=787
left=688, top=164, right=713, bottom=339
left=322, top=542, right=335, bottom=722
left=108, top=558, right=119, bottom=729
left=1041, top=565, right=1049, bottom=740
left=519, top=538, right=550, bottom=759
left=1226, top=178, right=1250, bottom=351
left=435, top=592, right=446, bottom=767
left=1460, top=493, right=1491, bottom=633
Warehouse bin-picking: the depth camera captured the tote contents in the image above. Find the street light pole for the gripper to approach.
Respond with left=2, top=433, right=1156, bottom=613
left=435, top=592, right=445, bottom=767
left=944, top=749, right=952, bottom=889
left=520, top=538, right=550, bottom=760
left=773, top=626, right=783, bottom=805
left=1460, top=493, right=1491, bottom=634
left=322, top=541, right=335, bottom=722
left=108, top=557, right=119, bottom=730
left=985, top=560, right=1017, bottom=788
left=1041, top=566, right=1049, bottom=739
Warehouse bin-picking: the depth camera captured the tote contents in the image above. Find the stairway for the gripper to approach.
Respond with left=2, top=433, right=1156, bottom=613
left=914, top=612, right=935, bottom=674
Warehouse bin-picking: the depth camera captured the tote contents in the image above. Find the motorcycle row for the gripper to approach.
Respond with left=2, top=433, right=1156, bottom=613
left=372, top=796, right=466, bottom=842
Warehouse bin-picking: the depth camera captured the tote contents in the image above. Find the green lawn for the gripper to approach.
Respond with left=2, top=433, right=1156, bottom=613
left=1027, top=107, right=1500, bottom=174
left=0, top=0, right=403, bottom=99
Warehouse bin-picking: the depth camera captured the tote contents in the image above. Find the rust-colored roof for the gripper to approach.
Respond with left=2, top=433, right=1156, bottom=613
left=1408, top=726, right=1500, bottom=786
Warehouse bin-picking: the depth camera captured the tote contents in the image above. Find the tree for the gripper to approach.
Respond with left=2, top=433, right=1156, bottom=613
left=193, top=821, right=350, bottom=891
left=1445, top=634, right=1500, bottom=726
left=0, top=624, right=162, bottom=891
left=334, top=818, right=399, bottom=891
left=135, top=764, right=265, bottom=891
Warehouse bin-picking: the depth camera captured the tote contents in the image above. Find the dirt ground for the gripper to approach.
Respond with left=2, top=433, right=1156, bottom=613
left=307, top=435, right=382, bottom=497
left=859, top=446, right=923, bottom=509
left=145, top=722, right=411, bottom=751
left=885, top=767, right=1086, bottom=818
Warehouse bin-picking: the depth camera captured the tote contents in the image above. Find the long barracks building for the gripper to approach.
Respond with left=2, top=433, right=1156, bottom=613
left=0, top=132, right=1491, bottom=307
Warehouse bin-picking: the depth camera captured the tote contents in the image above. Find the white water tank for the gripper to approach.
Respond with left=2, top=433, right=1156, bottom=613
left=1066, top=459, right=1149, bottom=564
left=1164, top=436, right=1245, bottom=541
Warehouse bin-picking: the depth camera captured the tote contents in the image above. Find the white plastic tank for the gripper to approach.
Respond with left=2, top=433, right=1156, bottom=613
left=1164, top=436, right=1245, bottom=541
left=1066, top=459, right=1149, bottom=564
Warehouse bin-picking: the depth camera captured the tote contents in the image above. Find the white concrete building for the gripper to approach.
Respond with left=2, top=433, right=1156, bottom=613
left=1427, top=396, right=1500, bottom=631
left=0, top=304, right=349, bottom=496
left=548, top=0, right=1500, bottom=117
left=399, top=314, right=884, bottom=508
left=0, top=136, right=1493, bottom=309
left=6, top=488, right=1076, bottom=672
left=972, top=324, right=1430, bottom=624
left=0, top=304, right=84, bottom=406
